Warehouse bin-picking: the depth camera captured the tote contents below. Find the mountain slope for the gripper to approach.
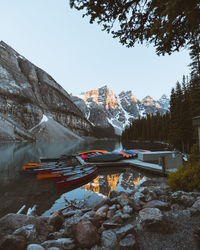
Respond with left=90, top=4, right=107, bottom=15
left=71, top=85, right=170, bottom=135
left=0, top=41, right=92, bottom=141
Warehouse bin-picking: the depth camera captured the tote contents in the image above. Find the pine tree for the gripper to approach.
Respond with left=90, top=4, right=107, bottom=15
left=189, top=38, right=200, bottom=77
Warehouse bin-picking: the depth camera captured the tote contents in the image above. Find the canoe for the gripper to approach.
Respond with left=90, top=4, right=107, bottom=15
left=56, top=167, right=97, bottom=189
left=22, top=161, right=76, bottom=171
left=77, top=150, right=108, bottom=155
left=85, top=153, right=124, bottom=162
left=51, top=166, right=95, bottom=182
left=37, top=165, right=89, bottom=180
left=40, top=154, right=75, bottom=163
left=112, top=151, right=131, bottom=158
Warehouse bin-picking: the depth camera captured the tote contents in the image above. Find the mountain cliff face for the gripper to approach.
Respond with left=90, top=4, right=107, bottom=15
left=0, top=41, right=92, bottom=141
left=71, top=85, right=170, bottom=135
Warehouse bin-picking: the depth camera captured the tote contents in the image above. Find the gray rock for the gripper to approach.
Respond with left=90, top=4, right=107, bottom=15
left=13, top=224, right=38, bottom=243
left=133, top=192, right=145, bottom=202
left=47, top=229, right=69, bottom=240
left=101, top=230, right=118, bottom=248
left=116, top=204, right=121, bottom=209
left=63, top=210, right=83, bottom=228
left=47, top=248, right=60, bottom=250
left=143, top=200, right=170, bottom=210
left=103, top=221, right=122, bottom=229
left=137, top=208, right=164, bottom=232
left=109, top=204, right=117, bottom=211
left=137, top=187, right=150, bottom=195
left=0, top=213, right=51, bottom=240
left=119, top=234, right=138, bottom=250
left=48, top=211, right=64, bottom=232
left=116, top=224, right=135, bottom=240
left=0, top=234, right=27, bottom=250
left=91, top=245, right=102, bottom=250
left=110, top=190, right=120, bottom=199
left=41, top=238, right=75, bottom=250
left=27, top=244, right=45, bottom=250
left=80, top=211, right=95, bottom=220
left=107, top=209, right=115, bottom=219
left=110, top=197, right=119, bottom=205
left=123, top=205, right=133, bottom=214
left=72, top=219, right=99, bottom=248
left=117, top=192, right=130, bottom=207
left=95, top=204, right=109, bottom=219
left=180, top=195, right=195, bottom=207
left=62, top=211, right=76, bottom=218
left=191, top=198, right=200, bottom=214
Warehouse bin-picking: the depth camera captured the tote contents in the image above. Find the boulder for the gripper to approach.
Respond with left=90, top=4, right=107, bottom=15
left=94, top=197, right=110, bottom=211
left=0, top=234, right=27, bottom=250
left=47, top=229, right=69, bottom=240
left=62, top=211, right=76, bottom=218
left=112, top=211, right=130, bottom=223
left=191, top=198, right=200, bottom=215
left=48, top=211, right=64, bottom=231
left=110, top=190, right=120, bottom=199
left=107, top=209, right=115, bottom=219
left=41, top=238, right=75, bottom=250
left=133, top=192, right=145, bottom=202
left=119, top=234, right=138, bottom=250
left=123, top=205, right=133, bottom=214
left=27, top=244, right=45, bottom=250
left=116, top=224, right=135, bottom=240
left=95, top=204, right=109, bottom=219
left=13, top=224, right=38, bottom=243
left=117, top=192, right=130, bottom=207
left=101, top=230, right=118, bottom=248
left=63, top=210, right=83, bottom=229
left=0, top=214, right=52, bottom=240
left=72, top=219, right=99, bottom=248
left=103, top=221, right=122, bottom=229
left=137, top=208, right=164, bottom=232
left=143, top=200, right=170, bottom=210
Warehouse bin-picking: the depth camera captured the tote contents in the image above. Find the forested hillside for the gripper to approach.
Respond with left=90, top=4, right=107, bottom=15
left=122, top=75, right=200, bottom=153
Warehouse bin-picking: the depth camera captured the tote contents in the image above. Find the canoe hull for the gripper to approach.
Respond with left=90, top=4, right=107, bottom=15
left=56, top=168, right=97, bottom=189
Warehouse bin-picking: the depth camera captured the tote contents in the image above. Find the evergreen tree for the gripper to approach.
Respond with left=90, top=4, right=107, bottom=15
left=70, top=0, right=200, bottom=55
left=189, top=38, right=200, bottom=77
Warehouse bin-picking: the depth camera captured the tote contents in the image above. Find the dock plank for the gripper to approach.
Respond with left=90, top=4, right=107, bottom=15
left=76, top=156, right=175, bottom=176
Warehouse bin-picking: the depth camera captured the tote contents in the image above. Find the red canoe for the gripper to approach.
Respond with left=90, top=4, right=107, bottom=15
left=51, top=166, right=95, bottom=182
left=56, top=166, right=97, bottom=189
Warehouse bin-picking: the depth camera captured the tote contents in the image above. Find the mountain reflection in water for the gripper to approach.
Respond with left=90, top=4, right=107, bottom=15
left=0, top=139, right=166, bottom=217
left=84, top=168, right=146, bottom=197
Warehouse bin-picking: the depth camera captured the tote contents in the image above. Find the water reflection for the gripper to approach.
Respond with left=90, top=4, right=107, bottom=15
left=84, top=167, right=146, bottom=197
left=0, top=139, right=122, bottom=216
left=0, top=139, right=164, bottom=217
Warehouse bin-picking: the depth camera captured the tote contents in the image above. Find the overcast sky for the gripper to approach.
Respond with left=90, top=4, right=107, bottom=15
left=0, top=0, right=191, bottom=100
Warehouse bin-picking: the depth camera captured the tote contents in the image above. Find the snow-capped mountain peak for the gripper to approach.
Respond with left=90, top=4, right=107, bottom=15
left=71, top=86, right=170, bottom=135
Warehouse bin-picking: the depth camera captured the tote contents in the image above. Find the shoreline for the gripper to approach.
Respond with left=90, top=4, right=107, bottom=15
left=1, top=177, right=200, bottom=249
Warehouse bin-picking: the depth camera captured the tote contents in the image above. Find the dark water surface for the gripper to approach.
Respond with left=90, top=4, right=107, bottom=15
left=0, top=139, right=168, bottom=217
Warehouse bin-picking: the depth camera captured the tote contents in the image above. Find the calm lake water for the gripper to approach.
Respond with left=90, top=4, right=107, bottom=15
left=0, top=139, right=168, bottom=217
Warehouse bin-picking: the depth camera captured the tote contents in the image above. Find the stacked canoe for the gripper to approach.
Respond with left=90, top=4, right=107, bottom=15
left=77, top=149, right=145, bottom=163
left=20, top=161, right=97, bottom=189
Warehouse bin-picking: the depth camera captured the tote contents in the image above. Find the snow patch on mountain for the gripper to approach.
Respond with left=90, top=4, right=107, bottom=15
left=71, top=85, right=170, bottom=135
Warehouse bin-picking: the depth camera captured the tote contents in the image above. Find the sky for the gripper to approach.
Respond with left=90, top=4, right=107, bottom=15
left=0, top=0, right=191, bottom=100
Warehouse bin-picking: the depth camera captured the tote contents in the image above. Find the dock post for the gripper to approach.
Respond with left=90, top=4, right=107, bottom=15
left=159, top=156, right=166, bottom=174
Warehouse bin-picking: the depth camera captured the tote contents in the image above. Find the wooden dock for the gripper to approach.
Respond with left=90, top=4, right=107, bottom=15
left=76, top=156, right=177, bottom=176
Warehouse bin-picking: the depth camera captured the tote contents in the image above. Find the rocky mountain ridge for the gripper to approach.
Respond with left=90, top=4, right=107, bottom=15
left=0, top=41, right=92, bottom=141
left=71, top=85, right=170, bottom=135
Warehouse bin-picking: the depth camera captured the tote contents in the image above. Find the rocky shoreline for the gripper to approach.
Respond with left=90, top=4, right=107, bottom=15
left=0, top=177, right=200, bottom=250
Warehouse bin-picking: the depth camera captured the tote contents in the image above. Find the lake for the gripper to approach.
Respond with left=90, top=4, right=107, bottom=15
left=0, top=139, right=168, bottom=217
